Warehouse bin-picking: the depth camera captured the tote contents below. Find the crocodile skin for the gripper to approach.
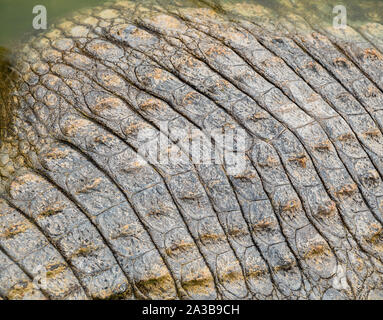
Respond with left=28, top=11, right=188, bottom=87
left=0, top=0, right=383, bottom=300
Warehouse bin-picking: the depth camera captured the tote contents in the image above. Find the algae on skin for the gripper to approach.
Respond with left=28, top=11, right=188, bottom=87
left=0, top=47, right=16, bottom=142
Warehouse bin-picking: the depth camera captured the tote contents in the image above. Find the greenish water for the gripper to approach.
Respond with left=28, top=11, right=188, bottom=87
left=0, top=0, right=108, bottom=47
left=0, top=0, right=382, bottom=48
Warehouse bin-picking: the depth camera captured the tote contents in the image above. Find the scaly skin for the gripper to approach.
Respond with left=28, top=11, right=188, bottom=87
left=0, top=0, right=383, bottom=299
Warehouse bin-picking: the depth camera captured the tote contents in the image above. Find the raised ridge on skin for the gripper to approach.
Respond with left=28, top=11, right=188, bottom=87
left=0, top=248, right=47, bottom=300
left=0, top=0, right=382, bottom=300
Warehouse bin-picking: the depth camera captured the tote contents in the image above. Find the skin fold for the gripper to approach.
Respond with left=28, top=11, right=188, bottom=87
left=0, top=0, right=383, bottom=300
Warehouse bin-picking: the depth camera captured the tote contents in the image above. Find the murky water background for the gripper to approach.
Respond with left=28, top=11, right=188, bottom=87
left=0, top=0, right=382, bottom=48
left=0, top=0, right=107, bottom=47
